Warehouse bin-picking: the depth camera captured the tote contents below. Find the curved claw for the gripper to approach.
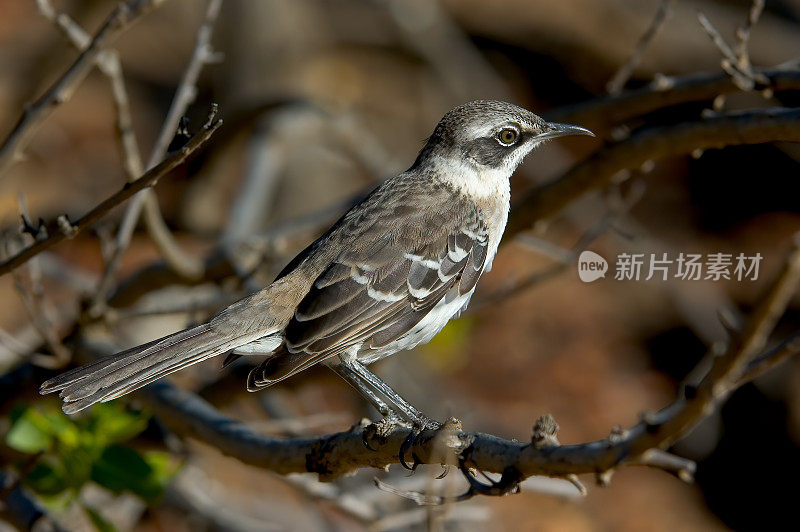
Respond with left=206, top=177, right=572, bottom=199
left=436, top=465, right=451, bottom=479
left=399, top=416, right=442, bottom=470
left=399, top=430, right=419, bottom=471
left=457, top=452, right=522, bottom=497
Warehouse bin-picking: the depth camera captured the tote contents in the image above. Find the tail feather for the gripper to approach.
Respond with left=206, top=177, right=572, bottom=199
left=41, top=324, right=260, bottom=414
left=60, top=326, right=219, bottom=401
left=39, top=337, right=164, bottom=394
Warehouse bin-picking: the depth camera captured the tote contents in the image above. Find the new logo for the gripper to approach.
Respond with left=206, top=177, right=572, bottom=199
left=577, top=250, right=608, bottom=282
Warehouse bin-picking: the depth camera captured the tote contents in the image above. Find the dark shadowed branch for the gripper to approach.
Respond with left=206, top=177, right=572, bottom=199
left=508, top=107, right=800, bottom=238
left=0, top=472, right=67, bottom=532
left=547, top=67, right=800, bottom=136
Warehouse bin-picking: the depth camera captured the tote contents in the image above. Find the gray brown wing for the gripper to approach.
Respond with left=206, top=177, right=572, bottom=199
left=247, top=223, right=489, bottom=390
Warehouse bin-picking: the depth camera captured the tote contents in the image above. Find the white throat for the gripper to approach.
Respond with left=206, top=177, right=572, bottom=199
left=431, top=155, right=512, bottom=202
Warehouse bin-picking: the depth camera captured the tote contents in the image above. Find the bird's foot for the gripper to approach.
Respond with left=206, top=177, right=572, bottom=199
left=399, top=415, right=441, bottom=471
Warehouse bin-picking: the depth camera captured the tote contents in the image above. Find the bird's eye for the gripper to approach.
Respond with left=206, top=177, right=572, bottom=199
left=497, top=128, right=519, bottom=146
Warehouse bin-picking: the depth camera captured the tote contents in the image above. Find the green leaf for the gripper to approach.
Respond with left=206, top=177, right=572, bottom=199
left=91, top=445, right=168, bottom=502
left=6, top=408, right=53, bottom=453
left=82, top=504, right=118, bottom=532
left=60, top=445, right=99, bottom=490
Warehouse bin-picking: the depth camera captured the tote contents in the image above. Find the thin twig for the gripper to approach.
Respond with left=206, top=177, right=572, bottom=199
left=0, top=0, right=165, bottom=176
left=706, top=233, right=800, bottom=389
left=10, top=197, right=71, bottom=368
left=697, top=12, right=739, bottom=66
left=606, top=0, right=673, bottom=95
left=735, top=0, right=765, bottom=73
left=11, top=267, right=71, bottom=369
left=697, top=3, right=769, bottom=91
left=739, top=330, right=800, bottom=383
left=0, top=106, right=222, bottom=277
left=91, top=0, right=223, bottom=309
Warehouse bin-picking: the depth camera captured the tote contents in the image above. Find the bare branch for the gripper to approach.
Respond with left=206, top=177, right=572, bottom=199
left=0, top=0, right=165, bottom=176
left=606, top=0, right=673, bottom=95
left=0, top=106, right=223, bottom=277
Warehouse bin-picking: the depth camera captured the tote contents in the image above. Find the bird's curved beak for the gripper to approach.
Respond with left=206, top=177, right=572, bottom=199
left=537, top=122, right=595, bottom=140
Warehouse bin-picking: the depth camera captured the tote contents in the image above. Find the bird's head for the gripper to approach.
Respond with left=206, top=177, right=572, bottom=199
left=415, top=100, right=594, bottom=180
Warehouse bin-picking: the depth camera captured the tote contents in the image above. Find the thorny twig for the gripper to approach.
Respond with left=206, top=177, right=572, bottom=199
left=0, top=105, right=223, bottom=277
left=8, top=197, right=71, bottom=368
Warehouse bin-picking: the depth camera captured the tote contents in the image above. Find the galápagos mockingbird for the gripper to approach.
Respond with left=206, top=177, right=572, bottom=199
left=41, top=100, right=593, bottom=453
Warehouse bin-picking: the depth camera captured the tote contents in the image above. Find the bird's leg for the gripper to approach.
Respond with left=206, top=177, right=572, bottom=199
left=343, top=359, right=438, bottom=429
left=336, top=359, right=440, bottom=469
left=328, top=362, right=396, bottom=418
left=328, top=361, right=407, bottom=450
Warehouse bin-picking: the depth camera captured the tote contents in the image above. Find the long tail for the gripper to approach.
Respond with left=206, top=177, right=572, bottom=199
left=40, top=324, right=253, bottom=414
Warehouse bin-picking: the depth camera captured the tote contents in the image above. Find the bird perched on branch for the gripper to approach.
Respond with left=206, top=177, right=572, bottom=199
left=41, top=100, right=593, bottom=441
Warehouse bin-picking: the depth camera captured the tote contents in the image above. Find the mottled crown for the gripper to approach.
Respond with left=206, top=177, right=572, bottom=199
left=432, top=101, right=545, bottom=146
left=413, top=100, right=549, bottom=170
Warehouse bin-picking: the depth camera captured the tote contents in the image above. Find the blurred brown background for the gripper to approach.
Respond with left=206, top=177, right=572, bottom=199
left=1, top=0, right=800, bottom=530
